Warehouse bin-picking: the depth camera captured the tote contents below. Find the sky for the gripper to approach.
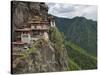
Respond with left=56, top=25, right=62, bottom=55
left=46, top=3, right=97, bottom=21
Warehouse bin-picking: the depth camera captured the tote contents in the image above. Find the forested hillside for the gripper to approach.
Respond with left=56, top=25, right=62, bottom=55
left=54, top=16, right=97, bottom=70
left=66, top=41, right=97, bottom=70
left=55, top=16, right=97, bottom=57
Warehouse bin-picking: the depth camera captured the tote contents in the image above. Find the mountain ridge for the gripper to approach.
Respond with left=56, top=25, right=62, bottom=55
left=52, top=15, right=97, bottom=22
left=54, top=16, right=97, bottom=57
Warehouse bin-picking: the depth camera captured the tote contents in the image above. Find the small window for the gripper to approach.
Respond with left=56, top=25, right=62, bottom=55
left=22, top=34, right=28, bottom=37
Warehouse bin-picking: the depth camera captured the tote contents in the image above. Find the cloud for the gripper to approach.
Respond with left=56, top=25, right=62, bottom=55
left=46, top=3, right=97, bottom=20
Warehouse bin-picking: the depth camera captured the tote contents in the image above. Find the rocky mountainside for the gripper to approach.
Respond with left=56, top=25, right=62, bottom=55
left=11, top=1, right=97, bottom=73
left=12, top=1, right=48, bottom=28
left=11, top=1, right=68, bottom=74
left=12, top=27, right=68, bottom=74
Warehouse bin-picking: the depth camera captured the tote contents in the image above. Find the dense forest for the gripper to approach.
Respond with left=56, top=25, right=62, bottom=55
left=54, top=16, right=97, bottom=70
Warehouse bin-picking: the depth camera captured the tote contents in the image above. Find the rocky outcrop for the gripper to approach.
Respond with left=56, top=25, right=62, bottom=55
left=11, top=1, right=48, bottom=29
left=11, top=1, right=68, bottom=74
left=12, top=38, right=68, bottom=74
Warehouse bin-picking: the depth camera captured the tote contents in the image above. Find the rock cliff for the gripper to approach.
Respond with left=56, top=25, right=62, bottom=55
left=12, top=1, right=48, bottom=28
left=11, top=1, right=68, bottom=74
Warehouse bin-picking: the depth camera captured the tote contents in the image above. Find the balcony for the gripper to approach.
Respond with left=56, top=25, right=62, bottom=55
left=12, top=45, right=29, bottom=55
left=31, top=25, right=49, bottom=30
left=31, top=35, right=43, bottom=41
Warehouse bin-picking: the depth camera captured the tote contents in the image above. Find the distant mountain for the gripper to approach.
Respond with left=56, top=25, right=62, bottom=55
left=54, top=16, right=97, bottom=57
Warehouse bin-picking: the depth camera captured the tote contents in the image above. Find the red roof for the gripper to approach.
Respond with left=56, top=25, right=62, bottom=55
left=28, top=21, right=49, bottom=24
left=32, top=28, right=49, bottom=31
left=12, top=42, right=25, bottom=45
left=15, top=28, right=32, bottom=32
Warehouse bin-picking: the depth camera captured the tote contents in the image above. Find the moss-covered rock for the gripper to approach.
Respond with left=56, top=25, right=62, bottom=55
left=13, top=28, right=68, bottom=74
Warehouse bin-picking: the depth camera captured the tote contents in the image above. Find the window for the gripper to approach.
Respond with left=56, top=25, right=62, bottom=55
left=22, top=34, right=28, bottom=37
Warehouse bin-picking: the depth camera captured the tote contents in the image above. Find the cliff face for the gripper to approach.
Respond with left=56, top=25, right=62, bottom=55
left=11, top=1, right=68, bottom=74
left=13, top=38, right=68, bottom=73
left=12, top=1, right=48, bottom=28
